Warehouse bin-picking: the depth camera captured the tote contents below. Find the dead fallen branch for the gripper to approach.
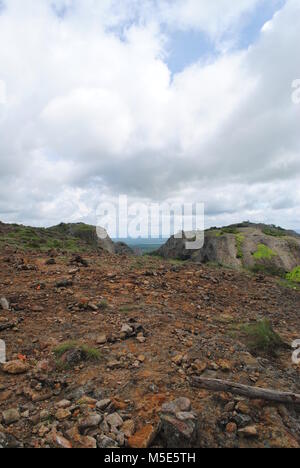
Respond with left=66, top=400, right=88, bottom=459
left=191, top=377, right=300, bottom=406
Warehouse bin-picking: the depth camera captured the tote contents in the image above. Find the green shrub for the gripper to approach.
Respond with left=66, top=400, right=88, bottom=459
left=262, top=226, right=286, bottom=238
left=251, top=263, right=285, bottom=277
left=215, top=227, right=238, bottom=237
left=242, top=320, right=284, bottom=355
left=286, top=266, right=300, bottom=283
left=253, top=244, right=277, bottom=260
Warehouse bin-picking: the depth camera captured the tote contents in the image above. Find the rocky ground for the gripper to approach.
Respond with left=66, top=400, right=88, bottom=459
left=0, top=248, right=299, bottom=448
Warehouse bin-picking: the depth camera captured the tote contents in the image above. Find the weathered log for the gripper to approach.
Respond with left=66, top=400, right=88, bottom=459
left=191, top=377, right=300, bottom=405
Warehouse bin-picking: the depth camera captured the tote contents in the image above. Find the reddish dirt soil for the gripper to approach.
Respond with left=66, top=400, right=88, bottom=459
left=0, top=249, right=299, bottom=448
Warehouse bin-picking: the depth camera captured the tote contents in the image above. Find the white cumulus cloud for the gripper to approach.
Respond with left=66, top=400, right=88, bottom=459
left=0, top=0, right=300, bottom=231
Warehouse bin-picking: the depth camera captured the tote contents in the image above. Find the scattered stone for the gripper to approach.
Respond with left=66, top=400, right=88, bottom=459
left=61, top=348, right=84, bottom=366
left=217, top=359, right=232, bottom=372
left=160, top=398, right=197, bottom=448
left=71, top=255, right=89, bottom=268
left=122, top=419, right=136, bottom=438
left=121, top=324, right=133, bottom=336
left=0, top=431, right=23, bottom=448
left=2, top=408, right=20, bottom=425
left=0, top=297, right=9, bottom=311
left=52, top=431, right=72, bottom=449
left=55, top=408, right=71, bottom=421
left=107, top=360, right=121, bottom=370
left=56, top=399, right=72, bottom=409
left=96, top=399, right=111, bottom=411
left=97, top=435, right=119, bottom=448
left=96, top=334, right=107, bottom=345
left=46, top=258, right=56, bottom=265
left=238, top=426, right=258, bottom=438
left=0, top=390, right=13, bottom=402
left=172, top=354, right=183, bottom=366
left=233, top=414, right=252, bottom=429
left=236, top=401, right=251, bottom=415
left=78, top=414, right=102, bottom=431
left=226, top=422, right=237, bottom=434
left=2, top=360, right=29, bottom=375
left=176, top=412, right=196, bottom=421
left=77, top=396, right=97, bottom=407
left=105, top=412, right=123, bottom=429
left=161, top=397, right=191, bottom=415
left=32, top=305, right=44, bottom=312
left=36, top=359, right=54, bottom=373
left=38, top=425, right=50, bottom=437
left=128, top=425, right=158, bottom=449
left=136, top=333, right=146, bottom=343
left=160, top=413, right=198, bottom=448
left=55, top=279, right=73, bottom=289
left=66, top=427, right=97, bottom=449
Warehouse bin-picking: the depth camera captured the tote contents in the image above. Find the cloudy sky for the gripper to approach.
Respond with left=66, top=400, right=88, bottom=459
left=0, top=0, right=300, bottom=233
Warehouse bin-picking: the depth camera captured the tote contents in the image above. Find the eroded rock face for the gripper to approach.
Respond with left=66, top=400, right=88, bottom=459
left=155, top=223, right=300, bottom=274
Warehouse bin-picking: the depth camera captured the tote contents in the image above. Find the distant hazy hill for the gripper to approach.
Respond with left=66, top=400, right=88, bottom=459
left=114, top=238, right=166, bottom=254
left=0, top=221, right=133, bottom=255
left=155, top=222, right=300, bottom=277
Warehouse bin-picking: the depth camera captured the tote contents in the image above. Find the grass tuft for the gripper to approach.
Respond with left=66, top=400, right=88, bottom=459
left=54, top=341, right=102, bottom=362
left=53, top=341, right=79, bottom=358
left=242, top=320, right=284, bottom=355
left=99, top=299, right=109, bottom=310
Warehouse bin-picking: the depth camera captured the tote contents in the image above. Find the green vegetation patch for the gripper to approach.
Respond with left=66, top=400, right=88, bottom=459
left=54, top=341, right=102, bottom=362
left=286, top=266, right=300, bottom=283
left=214, top=227, right=238, bottom=237
left=0, top=224, right=91, bottom=253
left=235, top=233, right=245, bottom=259
left=278, top=279, right=300, bottom=291
left=251, top=263, right=285, bottom=277
left=242, top=320, right=284, bottom=355
left=262, top=226, right=286, bottom=238
left=99, top=299, right=109, bottom=310
left=253, top=244, right=277, bottom=260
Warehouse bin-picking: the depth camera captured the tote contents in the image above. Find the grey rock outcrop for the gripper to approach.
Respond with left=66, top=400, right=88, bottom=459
left=155, top=223, right=300, bottom=275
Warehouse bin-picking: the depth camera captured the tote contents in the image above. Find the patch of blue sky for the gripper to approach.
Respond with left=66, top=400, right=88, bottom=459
left=234, top=0, right=286, bottom=51
left=164, top=29, right=216, bottom=75
left=165, top=0, right=287, bottom=75
left=0, top=0, right=5, bottom=15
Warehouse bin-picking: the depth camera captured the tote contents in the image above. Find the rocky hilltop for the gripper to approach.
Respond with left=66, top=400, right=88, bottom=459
left=0, top=222, right=133, bottom=256
left=155, top=223, right=300, bottom=277
left=0, top=222, right=299, bottom=449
